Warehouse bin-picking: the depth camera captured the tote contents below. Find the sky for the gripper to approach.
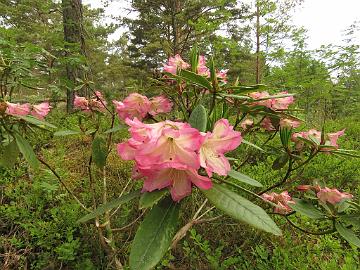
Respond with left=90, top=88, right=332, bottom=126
left=83, top=0, right=360, bottom=49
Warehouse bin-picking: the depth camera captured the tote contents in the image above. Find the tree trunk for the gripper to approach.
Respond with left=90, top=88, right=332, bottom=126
left=171, top=0, right=181, bottom=55
left=62, top=0, right=87, bottom=112
left=255, top=1, right=261, bottom=84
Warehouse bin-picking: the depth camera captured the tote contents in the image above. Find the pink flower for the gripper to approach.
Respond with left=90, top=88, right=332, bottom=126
left=248, top=91, right=295, bottom=110
left=240, top=119, right=254, bottom=130
left=271, top=91, right=295, bottom=110
left=216, top=69, right=228, bottom=83
left=261, top=117, right=276, bottom=131
left=149, top=95, right=173, bottom=116
left=292, top=129, right=345, bottom=151
left=199, top=119, right=242, bottom=176
left=31, top=102, right=51, bottom=119
left=317, top=187, right=353, bottom=205
left=5, top=102, right=31, bottom=116
left=327, top=129, right=345, bottom=148
left=261, top=191, right=295, bottom=214
left=136, top=123, right=202, bottom=170
left=249, top=91, right=273, bottom=108
left=279, top=118, right=301, bottom=129
left=197, top=55, right=210, bottom=77
left=163, top=54, right=190, bottom=74
left=116, top=118, right=213, bottom=201
left=140, top=167, right=212, bottom=201
left=113, top=93, right=150, bottom=121
left=74, top=95, right=89, bottom=111
left=90, top=91, right=107, bottom=112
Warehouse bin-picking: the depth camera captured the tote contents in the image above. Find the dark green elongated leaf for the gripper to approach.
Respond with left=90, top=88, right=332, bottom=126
left=225, top=84, right=267, bottom=93
left=104, top=125, right=126, bottom=134
left=332, top=150, right=360, bottom=158
left=179, top=69, right=212, bottom=90
left=139, top=189, right=168, bottom=209
left=255, top=93, right=295, bottom=101
left=16, top=115, right=57, bottom=129
left=289, top=199, right=325, bottom=219
left=129, top=197, right=180, bottom=270
left=335, top=222, right=360, bottom=248
left=92, top=137, right=107, bottom=169
left=341, top=214, right=360, bottom=229
left=14, top=133, right=39, bottom=170
left=54, top=130, right=81, bottom=136
left=189, top=105, right=207, bottom=132
left=78, top=190, right=141, bottom=223
left=280, top=127, right=291, bottom=148
left=202, top=184, right=281, bottom=235
left=242, top=139, right=264, bottom=152
left=219, top=93, right=252, bottom=100
left=227, top=170, right=263, bottom=187
left=0, top=140, right=19, bottom=168
left=272, top=154, right=289, bottom=170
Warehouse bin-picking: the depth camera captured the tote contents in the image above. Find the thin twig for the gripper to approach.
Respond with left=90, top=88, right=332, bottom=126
left=112, top=211, right=146, bottom=232
left=38, top=157, right=91, bottom=212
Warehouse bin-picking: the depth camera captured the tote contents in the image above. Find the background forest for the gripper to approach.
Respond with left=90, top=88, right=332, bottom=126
left=0, top=0, right=359, bottom=269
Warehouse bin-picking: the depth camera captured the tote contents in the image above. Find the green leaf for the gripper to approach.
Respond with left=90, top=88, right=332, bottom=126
left=54, top=130, right=81, bottom=136
left=16, top=115, right=57, bottom=129
left=139, top=189, right=168, bottom=209
left=104, top=125, right=126, bottom=134
left=335, top=222, right=360, bottom=248
left=202, top=184, right=281, bottom=235
left=129, top=197, right=180, bottom=270
left=289, top=199, right=325, bottom=219
left=0, top=140, right=19, bottom=168
left=341, top=214, right=360, bottom=229
left=189, top=104, right=207, bottom=132
left=242, top=139, right=265, bottom=152
left=219, top=93, right=252, bottom=100
left=227, top=170, right=263, bottom=187
left=92, top=137, right=107, bottom=169
left=14, top=133, right=39, bottom=170
left=279, top=127, right=291, bottom=148
left=78, top=190, right=141, bottom=223
left=179, top=69, right=212, bottom=90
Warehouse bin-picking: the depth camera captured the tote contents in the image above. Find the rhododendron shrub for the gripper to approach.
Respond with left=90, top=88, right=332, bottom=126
left=0, top=100, right=54, bottom=169
left=4, top=48, right=359, bottom=270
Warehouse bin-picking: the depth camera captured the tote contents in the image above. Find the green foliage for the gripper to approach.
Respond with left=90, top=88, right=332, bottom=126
left=189, top=104, right=208, bottom=132
left=129, top=197, right=180, bottom=270
left=202, top=184, right=281, bottom=235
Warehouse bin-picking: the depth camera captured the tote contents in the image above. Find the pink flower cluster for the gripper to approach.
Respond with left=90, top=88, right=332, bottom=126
left=261, top=191, right=295, bottom=214
left=74, top=91, right=107, bottom=112
left=249, top=91, right=295, bottom=110
left=297, top=185, right=353, bottom=205
left=163, top=54, right=190, bottom=74
left=292, top=129, right=345, bottom=151
left=5, top=101, right=51, bottom=120
left=163, top=54, right=228, bottom=82
left=317, top=187, right=353, bottom=205
left=113, top=93, right=173, bottom=121
left=117, top=118, right=242, bottom=201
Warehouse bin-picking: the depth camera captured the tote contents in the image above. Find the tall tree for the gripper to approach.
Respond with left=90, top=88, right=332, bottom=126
left=62, top=0, right=87, bottom=112
left=252, top=0, right=304, bottom=83
left=124, top=0, right=244, bottom=70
